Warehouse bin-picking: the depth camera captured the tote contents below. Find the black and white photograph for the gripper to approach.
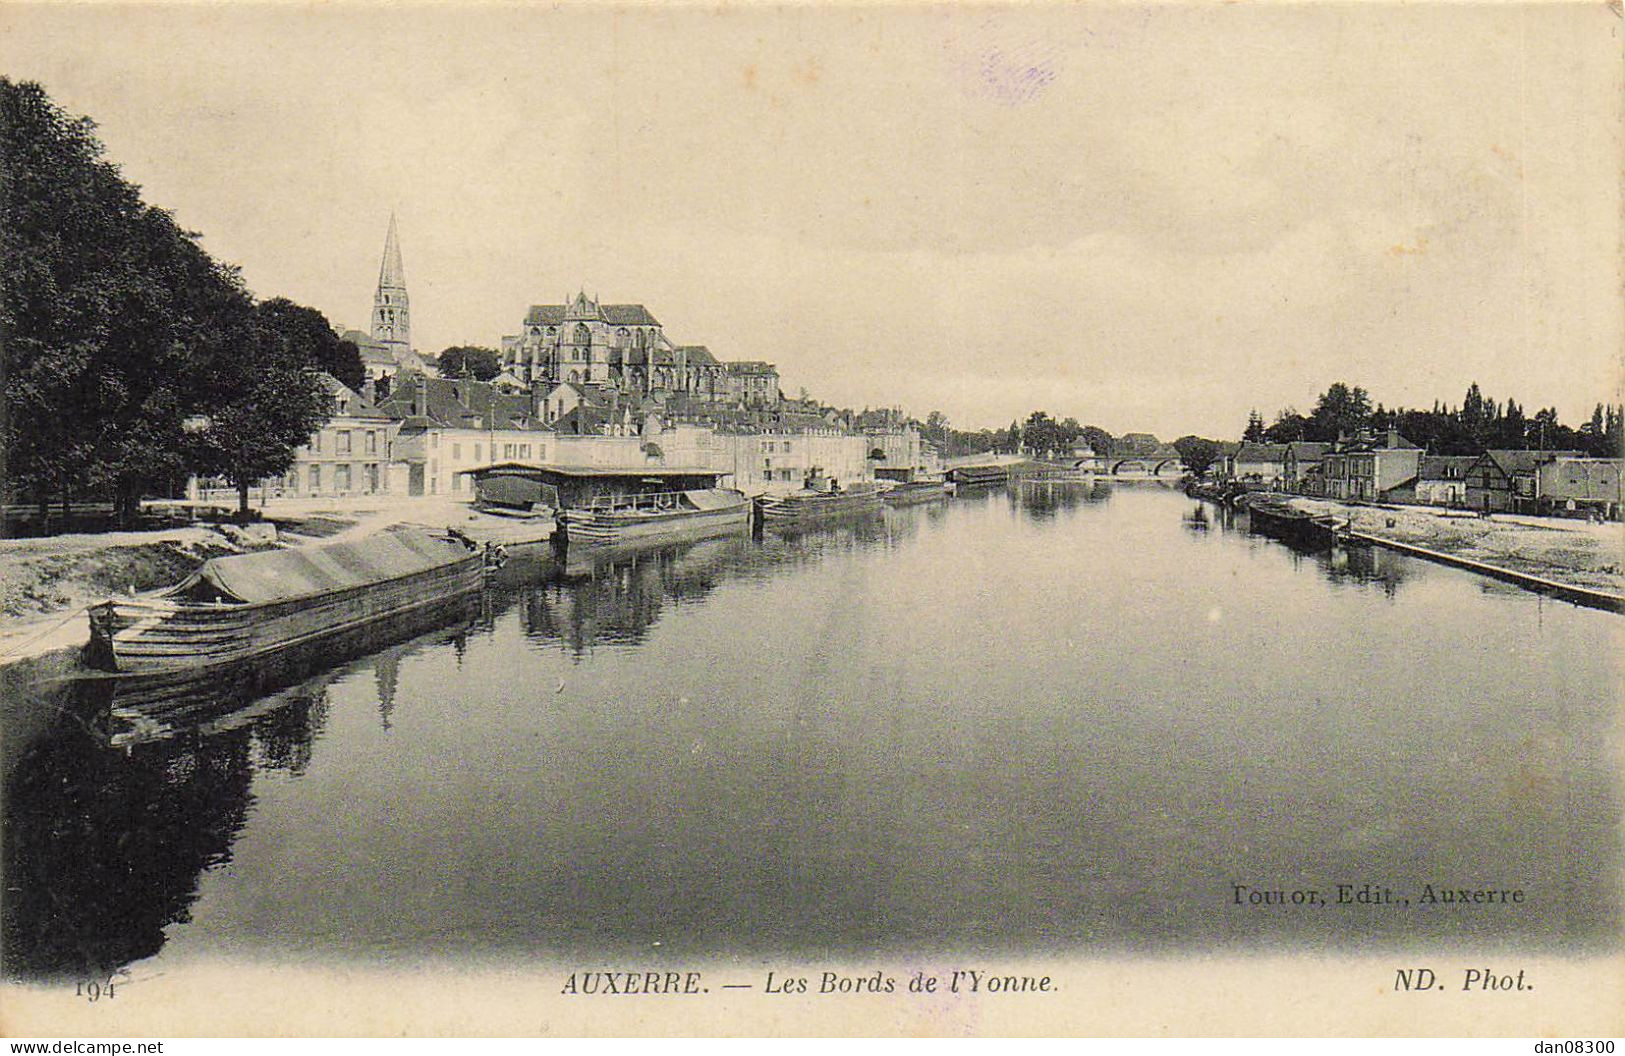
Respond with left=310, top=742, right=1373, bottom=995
left=0, top=1, right=1620, bottom=1039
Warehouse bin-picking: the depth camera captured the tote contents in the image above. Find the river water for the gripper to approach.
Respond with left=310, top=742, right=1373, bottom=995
left=4, top=483, right=1620, bottom=979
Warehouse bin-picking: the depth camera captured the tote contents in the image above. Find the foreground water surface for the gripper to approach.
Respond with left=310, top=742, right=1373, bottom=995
left=4, top=483, right=1620, bottom=978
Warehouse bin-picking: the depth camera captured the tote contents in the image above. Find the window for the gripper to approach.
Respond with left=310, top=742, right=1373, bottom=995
left=366, top=431, right=377, bottom=454
left=312, top=432, right=322, bottom=453
left=452, top=443, right=462, bottom=460
left=453, top=473, right=465, bottom=492
left=520, top=445, right=530, bottom=459
left=336, top=465, right=352, bottom=492
left=309, top=465, right=321, bottom=493
left=285, top=469, right=299, bottom=492
left=337, top=430, right=351, bottom=454
left=474, top=443, right=482, bottom=462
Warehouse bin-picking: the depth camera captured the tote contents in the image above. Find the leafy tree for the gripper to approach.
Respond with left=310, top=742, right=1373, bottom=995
left=188, top=298, right=333, bottom=517
left=1078, top=425, right=1114, bottom=457
left=1242, top=409, right=1267, bottom=442
left=1263, top=409, right=1310, bottom=444
left=1, top=78, right=242, bottom=527
left=1020, top=411, right=1083, bottom=459
left=1309, top=382, right=1372, bottom=441
left=258, top=297, right=361, bottom=391
left=922, top=410, right=950, bottom=450
left=1174, top=435, right=1222, bottom=478
left=436, top=345, right=502, bottom=381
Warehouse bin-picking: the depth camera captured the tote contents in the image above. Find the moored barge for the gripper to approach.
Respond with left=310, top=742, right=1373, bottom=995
left=1244, top=497, right=1340, bottom=549
left=86, top=526, right=487, bottom=674
left=755, top=482, right=884, bottom=529
left=560, top=487, right=752, bottom=546
left=879, top=478, right=952, bottom=506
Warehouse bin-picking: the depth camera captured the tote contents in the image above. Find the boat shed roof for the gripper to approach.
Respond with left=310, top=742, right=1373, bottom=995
left=469, top=462, right=723, bottom=479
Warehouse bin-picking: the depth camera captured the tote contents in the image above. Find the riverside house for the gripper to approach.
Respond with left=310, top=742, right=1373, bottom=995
left=281, top=375, right=401, bottom=498
left=1321, top=430, right=1424, bottom=502
left=1281, top=442, right=1328, bottom=492
left=1463, top=450, right=1586, bottom=514
left=1230, top=442, right=1289, bottom=487
left=1532, top=456, right=1623, bottom=519
left=1402, top=455, right=1478, bottom=507
left=378, top=374, right=553, bottom=496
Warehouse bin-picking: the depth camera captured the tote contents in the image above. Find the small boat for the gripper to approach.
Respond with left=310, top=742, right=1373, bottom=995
left=556, top=487, right=752, bottom=547
left=85, top=525, right=489, bottom=674
left=878, top=478, right=951, bottom=507
left=755, top=482, right=884, bottom=529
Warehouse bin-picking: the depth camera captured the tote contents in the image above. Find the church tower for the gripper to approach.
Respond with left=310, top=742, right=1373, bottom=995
left=371, top=214, right=411, bottom=366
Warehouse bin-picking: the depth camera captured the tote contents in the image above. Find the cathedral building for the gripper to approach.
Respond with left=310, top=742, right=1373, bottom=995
left=500, top=292, right=729, bottom=401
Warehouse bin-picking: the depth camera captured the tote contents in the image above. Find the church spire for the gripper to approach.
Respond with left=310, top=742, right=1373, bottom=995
left=378, top=212, right=406, bottom=288
left=371, top=214, right=411, bottom=365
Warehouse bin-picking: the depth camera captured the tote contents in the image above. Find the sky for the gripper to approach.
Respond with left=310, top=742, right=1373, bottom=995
left=1, top=3, right=1620, bottom=437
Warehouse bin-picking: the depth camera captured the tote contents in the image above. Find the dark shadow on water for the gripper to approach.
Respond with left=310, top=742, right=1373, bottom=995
left=2, top=598, right=481, bottom=981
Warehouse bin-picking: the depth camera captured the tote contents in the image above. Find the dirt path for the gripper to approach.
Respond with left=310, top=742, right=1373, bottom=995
left=1286, top=497, right=1625, bottom=595
left=0, top=496, right=524, bottom=666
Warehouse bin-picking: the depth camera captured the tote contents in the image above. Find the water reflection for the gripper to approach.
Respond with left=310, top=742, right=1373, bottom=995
left=514, top=518, right=917, bottom=658
left=3, top=720, right=255, bottom=980
left=3, top=602, right=480, bottom=980
left=2, top=490, right=1618, bottom=978
left=1007, top=479, right=1112, bottom=520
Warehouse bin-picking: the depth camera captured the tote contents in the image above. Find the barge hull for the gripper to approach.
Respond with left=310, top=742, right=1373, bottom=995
left=89, top=557, right=485, bottom=673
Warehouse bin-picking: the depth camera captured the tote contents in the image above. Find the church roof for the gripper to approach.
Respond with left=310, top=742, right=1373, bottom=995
left=676, top=345, right=719, bottom=366
left=523, top=303, right=662, bottom=328
left=340, top=329, right=396, bottom=364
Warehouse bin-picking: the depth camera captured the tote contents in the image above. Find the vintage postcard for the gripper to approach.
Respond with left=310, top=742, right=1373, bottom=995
left=0, top=0, right=1621, bottom=1039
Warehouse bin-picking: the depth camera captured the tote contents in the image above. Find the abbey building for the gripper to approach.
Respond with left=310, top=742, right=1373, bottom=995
left=500, top=292, right=777, bottom=408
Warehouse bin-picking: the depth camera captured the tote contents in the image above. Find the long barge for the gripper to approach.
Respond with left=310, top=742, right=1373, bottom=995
left=879, top=479, right=951, bottom=507
left=85, top=525, right=488, bottom=674
left=559, top=487, right=752, bottom=546
left=1244, top=497, right=1340, bottom=549
left=756, top=483, right=884, bottom=529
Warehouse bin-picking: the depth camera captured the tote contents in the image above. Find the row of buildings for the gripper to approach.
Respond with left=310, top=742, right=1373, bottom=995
left=266, top=374, right=933, bottom=501
left=1226, top=432, right=1623, bottom=520
left=227, top=217, right=940, bottom=502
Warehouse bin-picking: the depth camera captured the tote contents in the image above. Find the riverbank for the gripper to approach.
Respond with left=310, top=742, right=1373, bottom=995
left=1282, top=495, right=1625, bottom=598
left=0, top=496, right=544, bottom=666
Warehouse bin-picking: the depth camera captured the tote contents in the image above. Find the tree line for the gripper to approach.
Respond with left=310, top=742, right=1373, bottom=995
left=1241, top=382, right=1622, bottom=457
left=2, top=79, right=364, bottom=528
left=921, top=410, right=1115, bottom=460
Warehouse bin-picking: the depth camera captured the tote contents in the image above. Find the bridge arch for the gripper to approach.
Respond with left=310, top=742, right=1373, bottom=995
left=1109, top=457, right=1181, bottom=477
